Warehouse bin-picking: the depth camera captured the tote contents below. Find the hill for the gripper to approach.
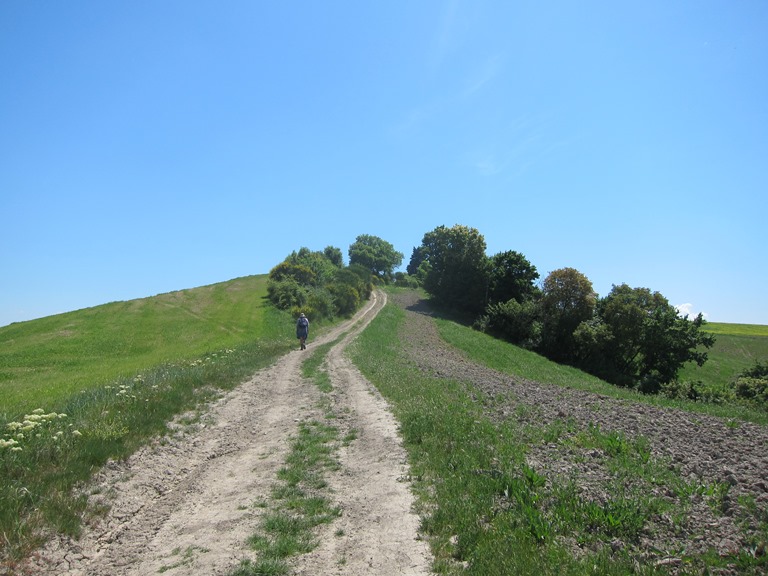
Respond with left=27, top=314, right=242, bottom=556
left=0, top=275, right=291, bottom=417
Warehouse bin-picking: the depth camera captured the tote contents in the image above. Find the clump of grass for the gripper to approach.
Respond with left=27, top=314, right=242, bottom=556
left=233, top=420, right=341, bottom=576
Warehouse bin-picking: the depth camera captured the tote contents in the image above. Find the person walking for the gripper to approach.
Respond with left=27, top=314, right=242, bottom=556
left=296, top=312, right=309, bottom=350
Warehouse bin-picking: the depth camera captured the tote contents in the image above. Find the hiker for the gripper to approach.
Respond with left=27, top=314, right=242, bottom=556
left=296, top=312, right=309, bottom=350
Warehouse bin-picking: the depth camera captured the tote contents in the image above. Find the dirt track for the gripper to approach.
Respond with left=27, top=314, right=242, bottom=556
left=27, top=290, right=432, bottom=576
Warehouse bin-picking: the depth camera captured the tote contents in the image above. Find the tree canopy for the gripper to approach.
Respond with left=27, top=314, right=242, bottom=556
left=348, top=234, right=403, bottom=282
left=416, top=224, right=489, bottom=314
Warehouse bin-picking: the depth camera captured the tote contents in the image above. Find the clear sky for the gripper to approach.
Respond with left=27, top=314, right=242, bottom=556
left=2, top=1, right=766, bottom=327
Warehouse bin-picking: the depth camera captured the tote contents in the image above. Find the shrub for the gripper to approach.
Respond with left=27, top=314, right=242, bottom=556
left=267, top=278, right=308, bottom=310
left=477, top=299, right=539, bottom=348
left=732, top=361, right=768, bottom=409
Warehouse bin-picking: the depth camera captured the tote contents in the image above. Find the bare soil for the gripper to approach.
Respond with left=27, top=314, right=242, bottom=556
left=24, top=291, right=432, bottom=576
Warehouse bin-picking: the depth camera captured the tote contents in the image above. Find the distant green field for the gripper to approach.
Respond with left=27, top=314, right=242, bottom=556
left=679, top=323, right=768, bottom=389
left=704, top=322, right=768, bottom=337
left=0, top=275, right=293, bottom=416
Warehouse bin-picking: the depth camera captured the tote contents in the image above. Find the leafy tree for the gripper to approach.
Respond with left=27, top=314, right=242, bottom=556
left=406, top=246, right=427, bottom=275
left=636, top=305, right=715, bottom=393
left=287, top=247, right=339, bottom=286
left=487, top=250, right=539, bottom=305
left=348, top=234, right=403, bottom=282
left=419, top=224, right=490, bottom=314
left=575, top=284, right=716, bottom=392
left=393, top=272, right=420, bottom=288
left=539, top=267, right=597, bottom=362
left=268, top=261, right=316, bottom=286
left=323, top=246, right=344, bottom=268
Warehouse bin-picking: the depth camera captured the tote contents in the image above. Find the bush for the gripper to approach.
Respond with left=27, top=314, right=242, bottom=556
left=330, top=284, right=360, bottom=317
left=476, top=299, right=539, bottom=348
left=732, top=361, right=768, bottom=409
left=734, top=377, right=768, bottom=405
left=393, top=272, right=420, bottom=288
left=659, top=379, right=737, bottom=404
left=267, top=278, right=307, bottom=310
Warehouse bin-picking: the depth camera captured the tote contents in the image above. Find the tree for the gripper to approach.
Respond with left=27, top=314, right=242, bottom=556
left=539, top=267, right=597, bottom=362
left=323, top=246, right=344, bottom=268
left=418, top=224, right=490, bottom=314
left=406, top=246, right=427, bottom=276
left=348, top=234, right=403, bottom=282
left=487, top=250, right=539, bottom=305
left=575, top=283, right=716, bottom=392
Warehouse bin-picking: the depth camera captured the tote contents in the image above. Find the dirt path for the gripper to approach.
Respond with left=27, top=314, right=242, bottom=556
left=29, top=291, right=432, bottom=576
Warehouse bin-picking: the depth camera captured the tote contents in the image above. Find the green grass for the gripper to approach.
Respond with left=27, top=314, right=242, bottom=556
left=235, top=419, right=341, bottom=576
left=349, top=297, right=768, bottom=575
left=0, top=275, right=312, bottom=567
left=0, top=275, right=294, bottom=417
left=704, top=322, right=768, bottom=337
left=679, top=332, right=768, bottom=389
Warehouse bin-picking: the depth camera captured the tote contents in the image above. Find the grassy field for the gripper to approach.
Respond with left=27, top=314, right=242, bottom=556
left=678, top=322, right=768, bottom=393
left=0, top=275, right=291, bottom=417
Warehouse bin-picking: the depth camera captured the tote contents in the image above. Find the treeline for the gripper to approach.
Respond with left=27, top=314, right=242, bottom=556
left=267, top=235, right=403, bottom=320
left=402, top=224, right=717, bottom=396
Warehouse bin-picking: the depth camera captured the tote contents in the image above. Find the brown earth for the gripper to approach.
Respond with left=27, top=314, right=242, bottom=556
left=18, top=290, right=768, bottom=575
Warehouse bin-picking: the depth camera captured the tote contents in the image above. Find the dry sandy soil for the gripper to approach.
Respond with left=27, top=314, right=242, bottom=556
left=24, top=290, right=432, bottom=576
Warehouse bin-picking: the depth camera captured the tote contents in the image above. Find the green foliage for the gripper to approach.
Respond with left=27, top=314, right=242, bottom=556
left=267, top=277, right=308, bottom=310
left=347, top=234, right=403, bottom=281
left=487, top=250, right=539, bottom=305
left=574, top=284, right=716, bottom=392
left=393, top=271, right=420, bottom=288
left=475, top=298, right=540, bottom=348
left=418, top=224, right=490, bottom=314
left=539, top=267, right=597, bottom=362
left=734, top=361, right=768, bottom=407
left=268, top=246, right=374, bottom=321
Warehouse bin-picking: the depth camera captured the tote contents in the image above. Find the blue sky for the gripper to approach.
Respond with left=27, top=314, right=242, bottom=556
left=1, top=1, right=766, bottom=327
